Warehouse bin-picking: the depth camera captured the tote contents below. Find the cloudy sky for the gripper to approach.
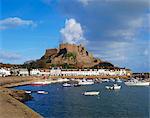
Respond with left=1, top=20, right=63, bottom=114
left=0, top=0, right=149, bottom=72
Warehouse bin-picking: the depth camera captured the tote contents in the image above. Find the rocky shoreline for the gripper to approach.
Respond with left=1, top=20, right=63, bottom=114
left=0, top=76, right=43, bottom=118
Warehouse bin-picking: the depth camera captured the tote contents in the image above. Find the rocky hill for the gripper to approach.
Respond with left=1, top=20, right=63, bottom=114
left=37, top=43, right=101, bottom=68
left=23, top=43, right=115, bottom=69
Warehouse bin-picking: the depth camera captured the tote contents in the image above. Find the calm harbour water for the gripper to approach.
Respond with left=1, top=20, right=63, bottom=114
left=15, top=82, right=149, bottom=118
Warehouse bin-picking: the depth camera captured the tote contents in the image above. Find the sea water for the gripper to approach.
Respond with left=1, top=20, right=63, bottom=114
left=14, top=82, right=149, bottom=118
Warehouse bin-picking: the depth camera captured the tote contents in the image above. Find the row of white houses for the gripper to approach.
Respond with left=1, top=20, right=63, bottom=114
left=50, top=68, right=131, bottom=76
left=0, top=68, right=131, bottom=77
left=0, top=68, right=11, bottom=77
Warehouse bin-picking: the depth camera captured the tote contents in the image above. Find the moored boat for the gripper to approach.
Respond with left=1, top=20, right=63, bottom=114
left=73, top=84, right=81, bottom=87
left=109, top=78, right=115, bottom=82
left=116, top=78, right=122, bottom=83
left=125, top=79, right=149, bottom=86
left=105, top=86, right=113, bottom=90
left=78, top=79, right=94, bottom=85
left=101, top=79, right=109, bottom=82
left=37, top=90, right=48, bottom=94
left=113, top=84, right=121, bottom=90
left=83, top=91, right=100, bottom=96
left=105, top=84, right=121, bottom=90
left=63, top=83, right=72, bottom=87
left=25, top=90, right=32, bottom=94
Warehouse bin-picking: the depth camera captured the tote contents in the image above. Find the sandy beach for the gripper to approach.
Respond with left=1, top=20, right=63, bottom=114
left=0, top=76, right=43, bottom=87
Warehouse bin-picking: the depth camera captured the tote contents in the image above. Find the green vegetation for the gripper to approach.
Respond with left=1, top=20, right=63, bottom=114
left=65, top=52, right=76, bottom=60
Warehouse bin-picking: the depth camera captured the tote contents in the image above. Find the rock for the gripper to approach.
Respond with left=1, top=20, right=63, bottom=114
left=33, top=43, right=114, bottom=69
left=44, top=48, right=58, bottom=58
left=0, top=87, right=32, bottom=102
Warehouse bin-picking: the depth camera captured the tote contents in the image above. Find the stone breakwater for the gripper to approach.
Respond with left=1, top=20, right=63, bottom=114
left=0, top=92, right=42, bottom=118
left=0, top=77, right=43, bottom=118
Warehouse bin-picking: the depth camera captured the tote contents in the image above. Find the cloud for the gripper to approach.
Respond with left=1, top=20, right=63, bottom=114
left=60, top=18, right=87, bottom=44
left=0, top=51, right=21, bottom=60
left=109, top=16, right=145, bottom=41
left=0, top=17, right=37, bottom=30
left=56, top=0, right=149, bottom=72
left=87, top=40, right=149, bottom=71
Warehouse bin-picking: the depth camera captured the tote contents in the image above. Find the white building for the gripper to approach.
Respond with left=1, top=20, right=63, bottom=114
left=18, top=69, right=29, bottom=76
left=0, top=68, right=11, bottom=77
left=49, top=68, right=129, bottom=77
left=30, top=69, right=41, bottom=76
left=8, top=67, right=131, bottom=77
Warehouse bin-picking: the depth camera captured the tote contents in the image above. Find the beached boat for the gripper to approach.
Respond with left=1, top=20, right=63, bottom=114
left=30, top=81, right=51, bottom=86
left=62, top=83, right=72, bottom=87
left=83, top=91, right=100, bottom=96
left=125, top=79, right=149, bottom=86
left=57, top=78, right=69, bottom=82
left=78, top=79, right=94, bottom=85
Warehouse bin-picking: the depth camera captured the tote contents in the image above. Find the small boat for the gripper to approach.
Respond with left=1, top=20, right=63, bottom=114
left=63, top=83, right=72, bottom=87
left=116, top=78, right=122, bottom=83
left=37, top=90, right=48, bottom=94
left=105, top=84, right=121, bottom=90
left=30, top=81, right=51, bottom=86
left=105, top=86, right=113, bottom=90
left=78, top=79, right=94, bottom=85
left=125, top=79, right=149, bottom=86
left=57, top=78, right=69, bottom=82
left=25, top=91, right=32, bottom=94
left=113, top=84, right=121, bottom=90
left=109, top=78, right=115, bottom=82
left=73, top=84, right=81, bottom=87
left=101, top=79, right=109, bottom=82
left=83, top=91, right=100, bottom=96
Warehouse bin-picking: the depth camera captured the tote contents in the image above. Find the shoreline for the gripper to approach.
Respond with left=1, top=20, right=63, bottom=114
left=0, top=91, right=43, bottom=118
left=0, top=87, right=43, bottom=118
left=0, top=76, right=44, bottom=118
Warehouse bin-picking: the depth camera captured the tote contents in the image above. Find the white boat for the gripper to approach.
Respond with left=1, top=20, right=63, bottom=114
left=30, top=81, right=51, bottom=86
left=101, top=79, right=109, bottom=82
left=109, top=78, right=115, bottom=82
left=125, top=79, right=149, bottom=86
left=105, top=84, right=121, bottom=90
left=83, top=91, right=100, bottom=96
left=57, top=78, right=69, bottom=82
left=78, top=79, right=94, bottom=85
left=113, top=84, right=121, bottom=90
left=63, top=83, right=72, bottom=87
left=105, top=86, right=113, bottom=90
left=25, top=91, right=32, bottom=94
left=37, top=91, right=48, bottom=94
left=116, top=78, right=122, bottom=83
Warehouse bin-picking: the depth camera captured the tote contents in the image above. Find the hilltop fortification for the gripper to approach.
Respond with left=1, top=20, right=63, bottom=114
left=39, top=43, right=102, bottom=68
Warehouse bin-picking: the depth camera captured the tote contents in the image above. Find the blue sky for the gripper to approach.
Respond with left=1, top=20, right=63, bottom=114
left=0, top=0, right=149, bottom=72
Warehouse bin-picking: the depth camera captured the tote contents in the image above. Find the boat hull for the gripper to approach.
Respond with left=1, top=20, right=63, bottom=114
left=83, top=92, right=99, bottom=96
left=30, top=81, right=51, bottom=86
